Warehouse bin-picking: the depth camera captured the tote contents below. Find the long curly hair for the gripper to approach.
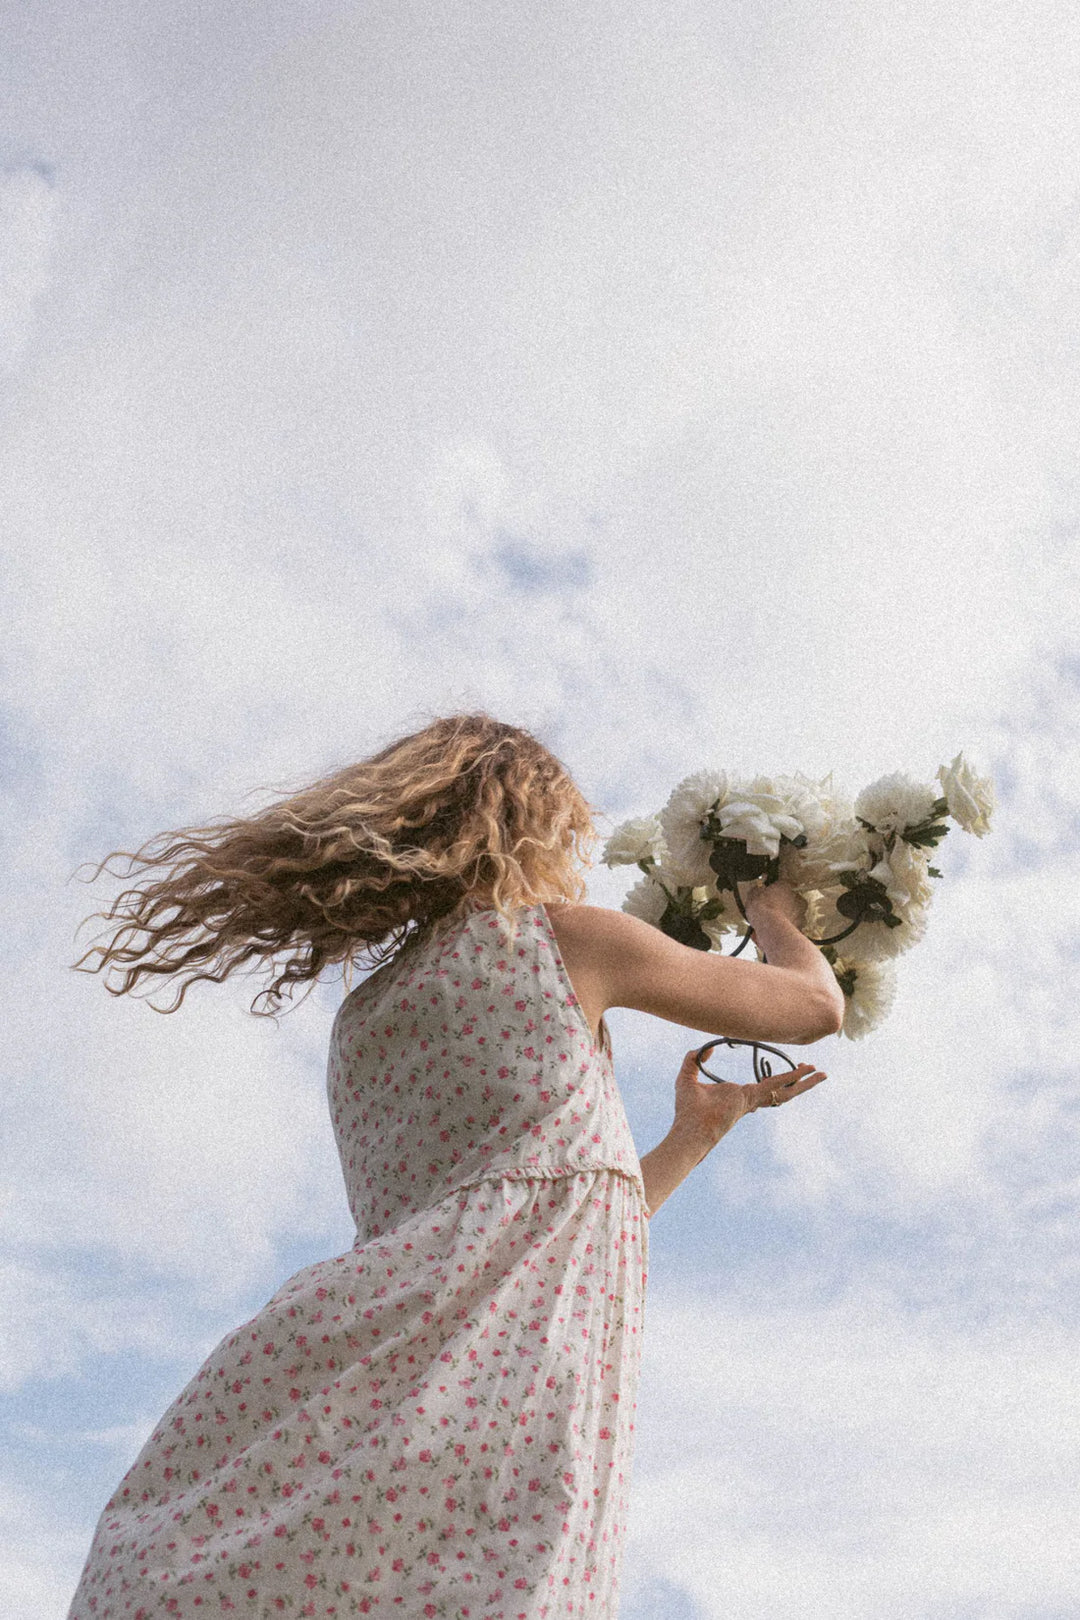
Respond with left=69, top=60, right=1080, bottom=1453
left=73, top=713, right=597, bottom=1015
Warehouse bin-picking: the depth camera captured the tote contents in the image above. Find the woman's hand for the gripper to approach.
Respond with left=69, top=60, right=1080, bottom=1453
left=638, top=1047, right=828, bottom=1218
left=740, top=876, right=808, bottom=934
left=672, top=1045, right=827, bottom=1149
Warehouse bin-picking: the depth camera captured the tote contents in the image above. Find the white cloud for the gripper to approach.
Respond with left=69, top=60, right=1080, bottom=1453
left=3, top=0, right=1077, bottom=838
left=0, top=165, right=57, bottom=375
left=625, top=1293, right=1080, bottom=1618
left=0, top=1479, right=88, bottom=1620
left=0, top=1255, right=179, bottom=1391
left=3, top=918, right=350, bottom=1290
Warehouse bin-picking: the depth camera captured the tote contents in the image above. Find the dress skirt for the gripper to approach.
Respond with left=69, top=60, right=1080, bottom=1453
left=67, top=1167, right=648, bottom=1619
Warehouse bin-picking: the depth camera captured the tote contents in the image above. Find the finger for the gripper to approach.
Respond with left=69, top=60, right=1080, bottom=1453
left=779, top=1071, right=827, bottom=1097
left=767, top=1069, right=829, bottom=1095
left=754, top=1065, right=825, bottom=1097
left=766, top=1069, right=828, bottom=1102
left=770, top=1063, right=824, bottom=1084
left=677, top=1056, right=715, bottom=1095
left=744, top=1067, right=799, bottom=1109
left=761, top=1062, right=817, bottom=1092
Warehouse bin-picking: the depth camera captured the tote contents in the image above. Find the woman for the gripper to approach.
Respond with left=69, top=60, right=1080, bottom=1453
left=67, top=713, right=841, bottom=1618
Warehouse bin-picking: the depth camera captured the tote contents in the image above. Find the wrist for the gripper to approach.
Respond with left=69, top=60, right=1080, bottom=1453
left=667, top=1116, right=724, bottom=1157
left=746, top=907, right=799, bottom=940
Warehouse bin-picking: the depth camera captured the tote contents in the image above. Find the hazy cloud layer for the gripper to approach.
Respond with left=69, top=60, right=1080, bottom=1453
left=625, top=1294, right=1080, bottom=1620
left=2, top=2, right=1079, bottom=1614
left=0, top=164, right=57, bottom=372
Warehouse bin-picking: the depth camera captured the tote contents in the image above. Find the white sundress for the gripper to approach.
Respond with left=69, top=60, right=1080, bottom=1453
left=67, top=902, right=650, bottom=1619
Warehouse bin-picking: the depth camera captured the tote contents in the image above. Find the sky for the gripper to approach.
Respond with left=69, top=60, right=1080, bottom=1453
left=2, top=1, right=1079, bottom=1614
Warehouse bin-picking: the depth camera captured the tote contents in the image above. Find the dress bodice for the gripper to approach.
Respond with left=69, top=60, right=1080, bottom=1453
left=326, top=903, right=644, bottom=1241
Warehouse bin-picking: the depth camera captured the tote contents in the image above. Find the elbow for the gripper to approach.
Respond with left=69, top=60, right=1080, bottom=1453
left=790, top=989, right=844, bottom=1043
left=812, top=988, right=845, bottom=1040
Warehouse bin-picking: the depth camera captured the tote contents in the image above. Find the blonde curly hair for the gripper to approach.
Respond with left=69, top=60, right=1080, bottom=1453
left=73, top=713, right=596, bottom=1015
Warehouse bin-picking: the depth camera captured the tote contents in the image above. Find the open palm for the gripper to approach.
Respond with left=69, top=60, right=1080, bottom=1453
left=673, top=1047, right=828, bottom=1148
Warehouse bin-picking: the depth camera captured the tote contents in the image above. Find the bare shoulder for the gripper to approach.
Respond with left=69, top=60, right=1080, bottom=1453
left=543, top=904, right=657, bottom=1042
left=543, top=903, right=666, bottom=995
left=545, top=901, right=709, bottom=1000
left=544, top=901, right=649, bottom=954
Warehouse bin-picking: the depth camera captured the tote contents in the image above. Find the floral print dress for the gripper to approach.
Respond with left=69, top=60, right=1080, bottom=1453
left=68, top=903, right=650, bottom=1619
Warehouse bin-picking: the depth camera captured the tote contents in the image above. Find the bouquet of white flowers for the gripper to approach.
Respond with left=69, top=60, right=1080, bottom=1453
left=602, top=753, right=994, bottom=1040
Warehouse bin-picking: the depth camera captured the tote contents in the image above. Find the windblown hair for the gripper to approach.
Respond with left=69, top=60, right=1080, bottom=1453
left=73, top=714, right=596, bottom=1016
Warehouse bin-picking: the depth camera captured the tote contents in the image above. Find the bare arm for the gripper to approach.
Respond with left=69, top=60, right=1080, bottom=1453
left=548, top=884, right=844, bottom=1046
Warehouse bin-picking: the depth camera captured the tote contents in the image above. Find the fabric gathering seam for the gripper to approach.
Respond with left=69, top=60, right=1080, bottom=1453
left=452, top=1159, right=648, bottom=1204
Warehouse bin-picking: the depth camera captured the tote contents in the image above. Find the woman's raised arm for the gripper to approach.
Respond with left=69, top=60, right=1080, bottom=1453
left=547, top=882, right=844, bottom=1046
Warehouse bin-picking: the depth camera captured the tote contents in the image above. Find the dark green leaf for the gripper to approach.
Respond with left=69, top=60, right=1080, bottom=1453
left=903, top=822, right=949, bottom=849
left=660, top=901, right=712, bottom=951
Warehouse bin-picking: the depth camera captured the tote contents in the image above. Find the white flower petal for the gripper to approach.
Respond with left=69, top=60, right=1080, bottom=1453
left=854, top=773, right=938, bottom=836
left=621, top=873, right=670, bottom=927
left=658, top=770, right=728, bottom=886
left=602, top=814, right=667, bottom=868
left=834, top=957, right=898, bottom=1039
left=881, top=840, right=935, bottom=913
left=937, top=752, right=995, bottom=837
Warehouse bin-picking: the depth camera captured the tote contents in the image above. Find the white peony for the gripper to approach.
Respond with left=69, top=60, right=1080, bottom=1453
left=714, top=799, right=796, bottom=857
left=831, top=957, right=898, bottom=1040
left=792, top=770, right=846, bottom=814
left=937, top=752, right=995, bottom=838
left=874, top=839, right=935, bottom=917
left=811, top=823, right=877, bottom=885
left=807, top=776, right=856, bottom=840
left=608, top=753, right=990, bottom=1022
left=854, top=773, right=938, bottom=837
left=758, top=774, right=830, bottom=845
left=659, top=770, right=729, bottom=886
left=621, top=872, right=671, bottom=927
left=782, top=826, right=858, bottom=889
left=602, top=814, right=667, bottom=868
left=713, top=773, right=824, bottom=859
left=780, top=772, right=856, bottom=888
